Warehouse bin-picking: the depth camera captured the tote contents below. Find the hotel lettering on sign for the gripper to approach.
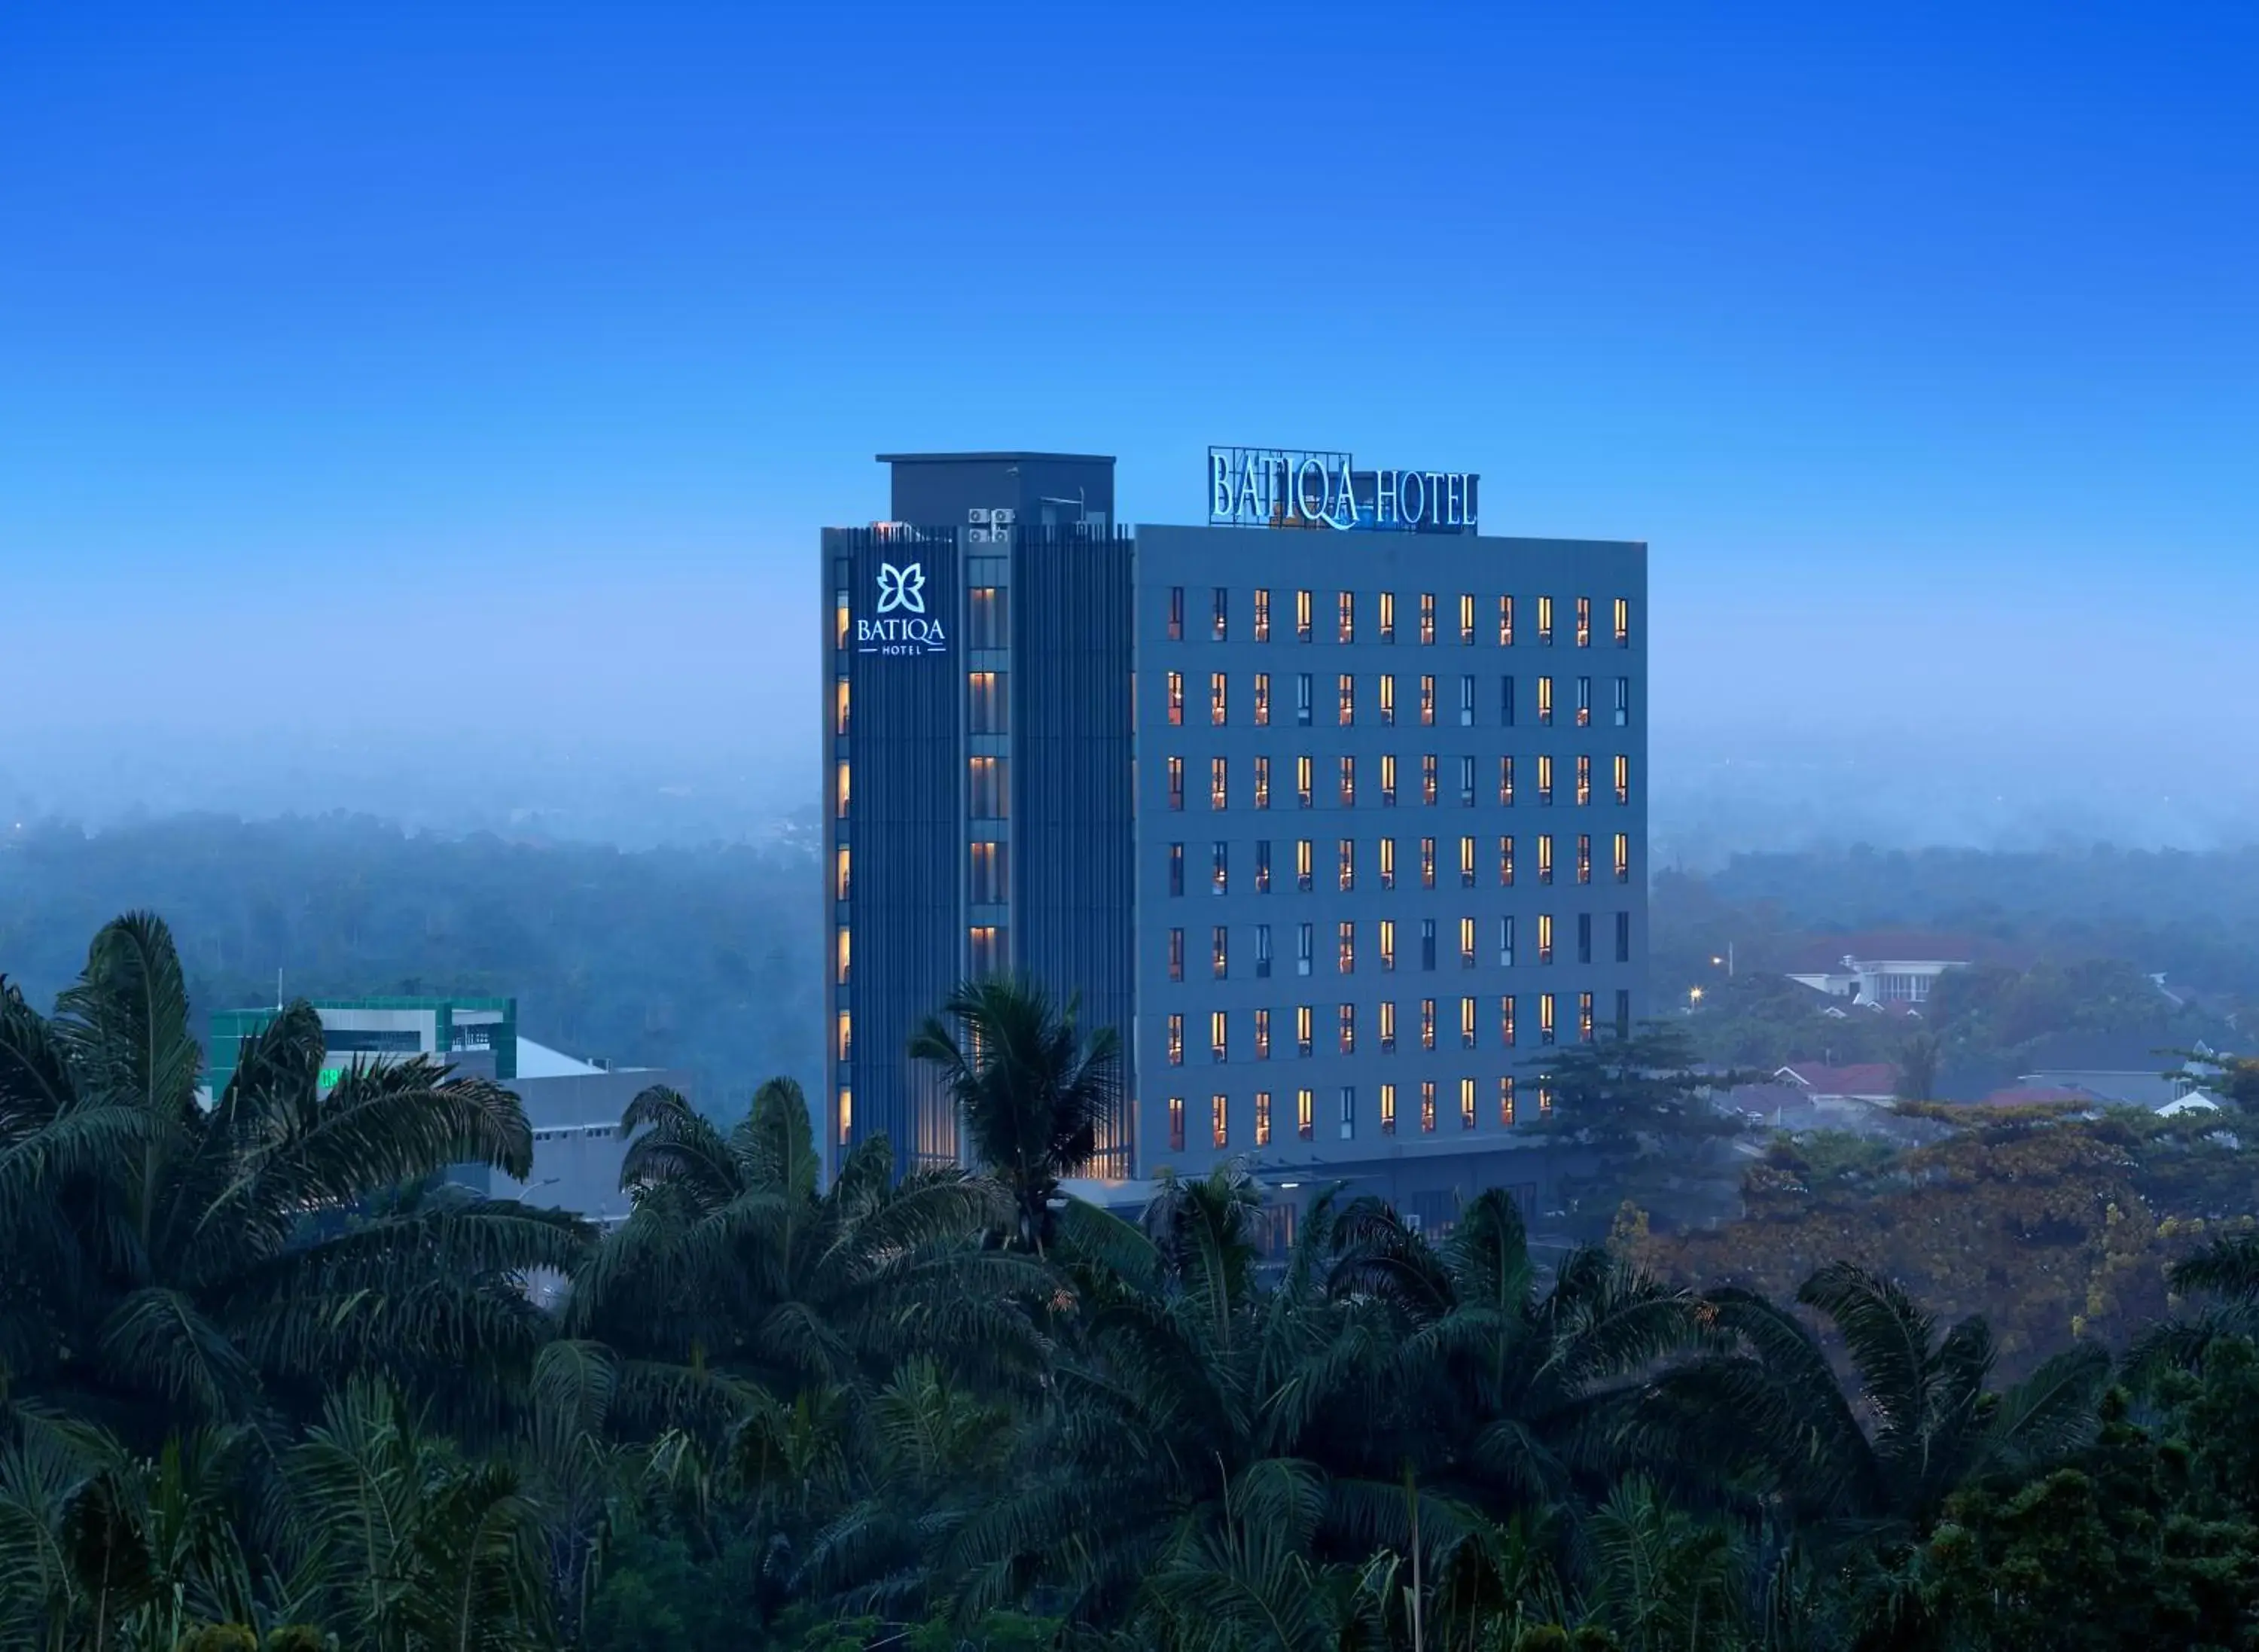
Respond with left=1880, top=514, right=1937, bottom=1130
left=1207, top=446, right=1480, bottom=533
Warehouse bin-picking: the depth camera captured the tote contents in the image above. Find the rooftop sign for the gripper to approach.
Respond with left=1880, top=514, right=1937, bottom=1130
left=1207, top=446, right=1479, bottom=533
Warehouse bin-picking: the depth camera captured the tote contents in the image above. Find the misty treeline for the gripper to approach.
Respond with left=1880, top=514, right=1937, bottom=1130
left=10, top=816, right=2259, bottom=1127
left=10, top=913, right=2259, bottom=1650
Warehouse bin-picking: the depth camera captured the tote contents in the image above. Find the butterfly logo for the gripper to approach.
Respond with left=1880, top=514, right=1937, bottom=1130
left=876, top=561, right=925, bottom=615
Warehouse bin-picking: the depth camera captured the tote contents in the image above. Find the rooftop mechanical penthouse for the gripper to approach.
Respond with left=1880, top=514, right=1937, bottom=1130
left=822, top=450, right=1647, bottom=1224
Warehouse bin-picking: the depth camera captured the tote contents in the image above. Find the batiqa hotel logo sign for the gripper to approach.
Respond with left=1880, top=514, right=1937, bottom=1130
left=1208, top=446, right=1480, bottom=532
left=857, top=561, right=949, bottom=657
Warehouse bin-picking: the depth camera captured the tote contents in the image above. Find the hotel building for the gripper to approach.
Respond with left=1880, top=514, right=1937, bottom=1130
left=823, top=450, right=1645, bottom=1229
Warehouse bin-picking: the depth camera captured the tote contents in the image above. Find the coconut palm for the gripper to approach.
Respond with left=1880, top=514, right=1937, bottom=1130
left=909, top=975, right=1122, bottom=1255
left=1, top=913, right=588, bottom=1437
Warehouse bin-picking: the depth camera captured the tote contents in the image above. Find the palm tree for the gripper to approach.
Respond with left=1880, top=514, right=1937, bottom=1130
left=909, top=976, right=1122, bottom=1255
left=1, top=914, right=588, bottom=1437
left=2126, top=1231, right=2259, bottom=1377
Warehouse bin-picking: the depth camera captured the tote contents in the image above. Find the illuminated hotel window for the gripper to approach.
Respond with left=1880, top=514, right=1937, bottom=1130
left=1499, top=756, right=1515, bottom=807
left=969, top=925, right=1007, bottom=977
left=1380, top=1082, right=1398, bottom=1134
left=1379, top=919, right=1396, bottom=972
left=836, top=1010, right=852, bottom=1062
left=1540, top=1081, right=1555, bottom=1117
left=1167, top=587, right=1184, bottom=641
left=1420, top=674, right=1436, bottom=726
left=1420, top=998, right=1437, bottom=1051
left=1614, top=596, right=1629, bottom=645
left=1338, top=673, right=1355, bottom=727
left=1254, top=1008, right=1272, bottom=1058
left=835, top=926, right=850, bottom=985
left=1254, top=587, right=1271, bottom=642
left=1213, top=925, right=1229, bottom=979
left=1537, top=596, right=1554, bottom=644
left=1168, top=842, right=1184, bottom=897
left=1255, top=840, right=1272, bottom=893
left=1540, top=992, right=1557, bottom=1045
left=968, top=670, right=1007, bottom=733
left=1459, top=675, right=1476, bottom=727
left=1211, top=672, right=1228, bottom=726
left=1254, top=1090, right=1273, bottom=1145
left=1575, top=675, right=1591, bottom=728
left=1381, top=754, right=1398, bottom=806
left=968, top=587, right=1008, bottom=648
left=835, top=761, right=850, bottom=819
left=1254, top=672, right=1272, bottom=726
left=1338, top=838, right=1355, bottom=893
left=1419, top=593, right=1436, bottom=645
left=1459, top=593, right=1475, bottom=645
left=1297, top=840, right=1314, bottom=893
left=1615, top=755, right=1631, bottom=806
left=1498, top=595, right=1514, bottom=646
left=1459, top=835, right=1477, bottom=888
left=1460, top=995, right=1477, bottom=1047
left=1212, top=841, right=1228, bottom=895
left=1538, top=755, right=1554, bottom=806
left=1538, top=914, right=1555, bottom=965
left=1538, top=835, right=1554, bottom=885
left=1422, top=755, right=1438, bottom=806
left=1379, top=839, right=1397, bottom=891
left=1212, top=1093, right=1228, bottom=1148
left=1168, top=1096, right=1185, bottom=1151
left=837, top=1087, right=853, bottom=1145
left=1501, top=994, right=1517, bottom=1046
left=1296, top=588, right=1313, bottom=642
left=1379, top=591, right=1396, bottom=643
left=1338, top=1002, right=1355, bottom=1054
left=1297, top=1007, right=1313, bottom=1056
left=1577, top=756, right=1592, bottom=807
left=1498, top=1075, right=1517, bottom=1126
left=1574, top=834, right=1591, bottom=886
left=1461, top=1077, right=1477, bottom=1129
left=1499, top=835, right=1516, bottom=888
left=1254, top=755, right=1271, bottom=809
left=1420, top=838, right=1437, bottom=890
left=1617, top=910, right=1632, bottom=963
left=834, top=676, right=850, bottom=736
left=969, top=756, right=1008, bottom=818
left=1575, top=596, right=1592, bottom=648
left=1297, top=1087, right=1315, bottom=1141
left=1211, top=1010, right=1228, bottom=1062
left=1500, top=916, right=1517, bottom=968
left=1211, top=757, right=1228, bottom=811
left=1578, top=913, right=1593, bottom=965
left=1168, top=928, right=1184, bottom=983
left=1337, top=921, right=1355, bottom=974
left=1213, top=587, right=1229, bottom=642
left=1166, top=757, right=1184, bottom=811
left=1379, top=673, right=1396, bottom=726
left=1166, top=1014, right=1183, bottom=1066
left=1379, top=999, right=1398, bottom=1051
left=834, top=596, right=849, bottom=651
left=1579, top=992, right=1596, bottom=1043
left=1614, top=831, right=1630, bottom=883
left=1166, top=671, right=1183, bottom=727
left=1420, top=1080, right=1437, bottom=1132
left=1537, top=675, right=1554, bottom=727
left=1338, top=591, right=1355, bottom=644
left=1459, top=918, right=1477, bottom=970
left=1339, top=757, right=1356, bottom=808
left=1256, top=925, right=1273, bottom=978
left=834, top=846, right=851, bottom=901
left=1296, top=673, right=1313, bottom=726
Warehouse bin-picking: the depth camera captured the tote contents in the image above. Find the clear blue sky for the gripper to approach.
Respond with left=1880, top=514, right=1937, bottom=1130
left=3, top=4, right=2254, bottom=843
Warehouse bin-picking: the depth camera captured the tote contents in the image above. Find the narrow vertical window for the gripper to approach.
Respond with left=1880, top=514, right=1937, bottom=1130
left=1381, top=754, right=1398, bottom=806
left=1575, top=675, right=1591, bottom=728
left=834, top=676, right=850, bottom=736
left=1577, top=755, right=1592, bottom=807
left=1379, top=919, right=1396, bottom=971
left=1168, top=928, right=1184, bottom=982
left=1538, top=835, right=1554, bottom=885
left=1615, top=989, right=1631, bottom=1038
left=1501, top=994, right=1517, bottom=1046
left=1169, top=843, right=1184, bottom=897
left=1537, top=676, right=1554, bottom=726
left=1578, top=913, right=1593, bottom=965
left=1420, top=840, right=1437, bottom=891
left=1380, top=1083, right=1398, bottom=1134
left=1540, top=992, right=1556, bottom=1044
left=1538, top=915, right=1554, bottom=965
left=1255, top=840, right=1272, bottom=892
left=1460, top=995, right=1477, bottom=1047
left=1499, top=1074, right=1517, bottom=1126
left=1380, top=999, right=1398, bottom=1050
left=1420, top=998, right=1437, bottom=1051
left=1254, top=672, right=1272, bottom=726
left=1537, top=596, right=1554, bottom=644
left=1297, top=673, right=1313, bottom=727
left=1212, top=1010, right=1229, bottom=1062
left=966, top=838, right=1001, bottom=902
left=1254, top=755, right=1272, bottom=809
left=1297, top=919, right=1314, bottom=971
left=1421, top=1080, right=1437, bottom=1132
left=1614, top=831, right=1630, bottom=883
left=1297, top=1088, right=1314, bottom=1141
left=1297, top=1006, right=1314, bottom=1056
left=1254, top=1090, right=1273, bottom=1145
left=1211, top=672, right=1228, bottom=726
left=834, top=846, right=852, bottom=901
left=1338, top=837, right=1356, bottom=892
left=1538, top=755, right=1554, bottom=806
left=1498, top=595, right=1514, bottom=646
left=1337, top=591, right=1355, bottom=644
left=1338, top=1002, right=1356, bottom=1053
left=1166, top=756, right=1184, bottom=811
left=1459, top=835, right=1477, bottom=888
left=1459, top=593, right=1475, bottom=645
left=835, top=760, right=851, bottom=819
left=1577, top=833, right=1593, bottom=885
left=1212, top=841, right=1228, bottom=895
left=1499, top=756, right=1515, bottom=807
left=1420, top=674, right=1436, bottom=726
left=1212, top=1093, right=1228, bottom=1148
left=1166, top=670, right=1184, bottom=726
left=1257, top=925, right=1274, bottom=978
left=1616, top=911, right=1631, bottom=963
left=1339, top=673, right=1356, bottom=727
left=1499, top=837, right=1517, bottom=888
left=1212, top=587, right=1229, bottom=642
left=1615, top=756, right=1631, bottom=806
left=1379, top=839, right=1397, bottom=891
left=1422, top=755, right=1438, bottom=806
left=1339, top=756, right=1356, bottom=808
left=1297, top=757, right=1313, bottom=809
left=1337, top=921, right=1356, bottom=974
left=1169, top=1096, right=1185, bottom=1151
left=1296, top=588, right=1313, bottom=642
left=1461, top=1077, right=1477, bottom=1129
left=1166, top=1014, right=1183, bottom=1065
left=1297, top=840, right=1314, bottom=893
left=1419, top=593, right=1436, bottom=645
left=1459, top=675, right=1475, bottom=727
left=1459, top=917, right=1477, bottom=969
left=1614, top=676, right=1629, bottom=727
left=836, top=925, right=851, bottom=985
left=1459, top=756, right=1475, bottom=807
left=1254, top=587, right=1271, bottom=642
left=1579, top=991, right=1596, bottom=1042
left=1575, top=596, right=1591, bottom=648
left=1614, top=597, right=1629, bottom=645
left=1379, top=673, right=1396, bottom=725
left=1211, top=757, right=1229, bottom=812
left=1379, top=592, right=1396, bottom=643
left=1255, top=1007, right=1272, bottom=1056
left=1168, top=587, right=1184, bottom=642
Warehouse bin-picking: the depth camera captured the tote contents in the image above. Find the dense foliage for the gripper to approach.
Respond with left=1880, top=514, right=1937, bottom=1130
left=7, top=914, right=2259, bottom=1649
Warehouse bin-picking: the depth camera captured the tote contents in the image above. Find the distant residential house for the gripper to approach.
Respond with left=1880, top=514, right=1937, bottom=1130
left=1785, top=954, right=1971, bottom=1010
left=2014, top=1032, right=2206, bottom=1110
left=1773, top=1062, right=1900, bottom=1107
left=1977, top=1084, right=2104, bottom=1108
